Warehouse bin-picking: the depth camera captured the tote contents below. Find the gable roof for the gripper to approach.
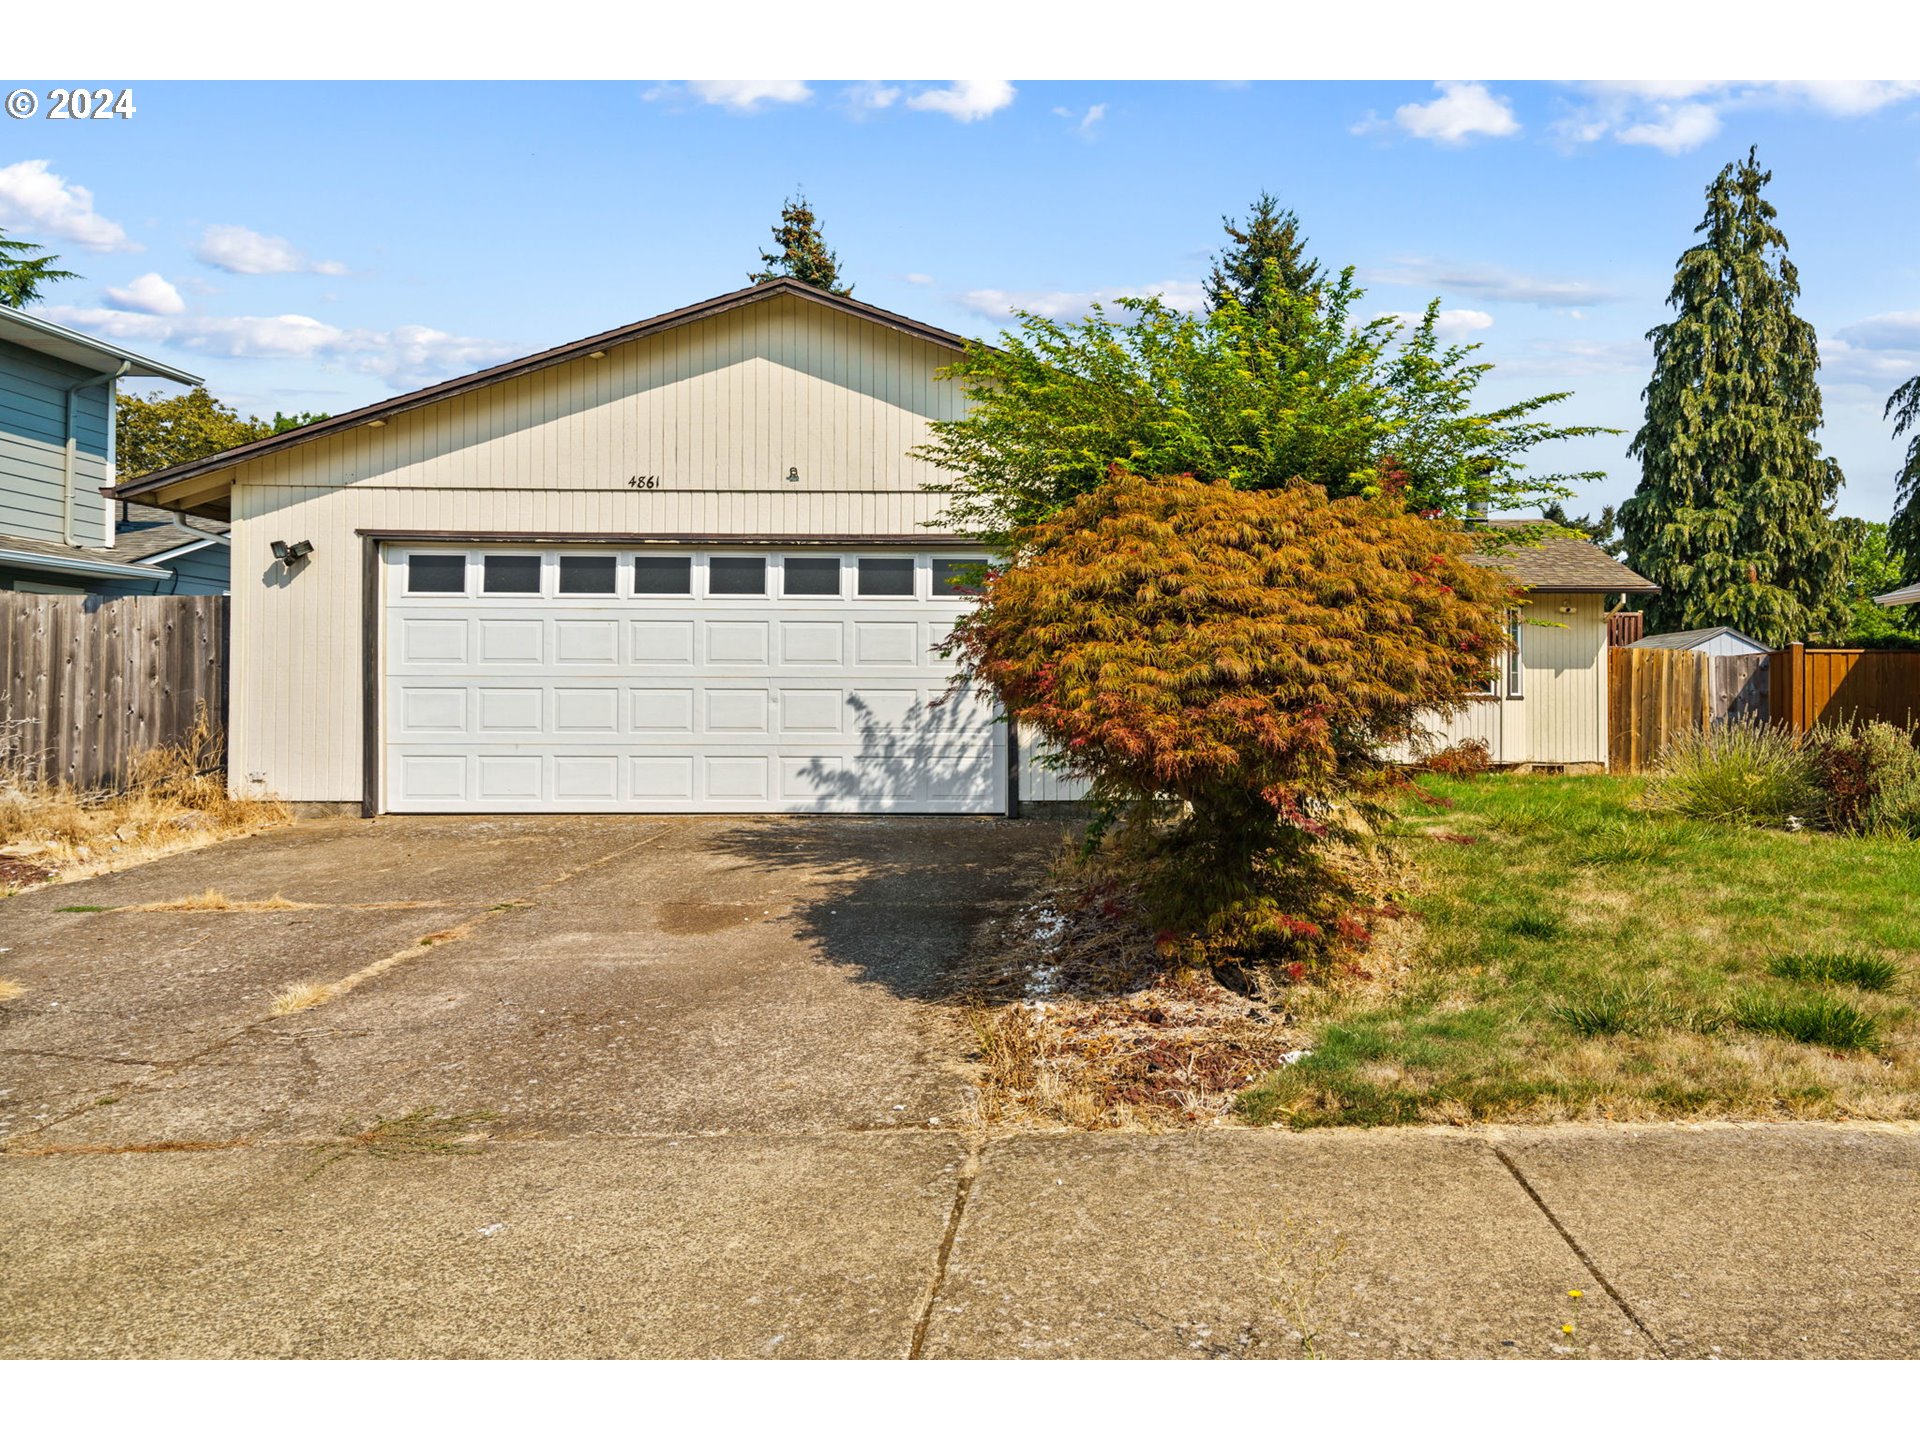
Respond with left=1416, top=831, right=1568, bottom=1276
left=0, top=305, right=201, bottom=384
left=1875, top=582, right=1920, bottom=608
left=1468, top=521, right=1659, bottom=594
left=112, top=279, right=974, bottom=507
left=1628, top=625, right=1767, bottom=652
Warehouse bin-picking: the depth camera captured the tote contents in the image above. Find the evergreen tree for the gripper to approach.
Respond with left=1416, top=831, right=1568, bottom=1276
left=0, top=226, right=80, bottom=307
left=1619, top=149, right=1851, bottom=646
left=749, top=192, right=851, bottom=295
left=1204, top=192, right=1322, bottom=321
left=1886, top=373, right=1920, bottom=586
left=1541, top=500, right=1623, bottom=557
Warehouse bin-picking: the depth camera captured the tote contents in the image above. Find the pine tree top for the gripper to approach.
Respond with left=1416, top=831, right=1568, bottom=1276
left=1205, top=192, right=1323, bottom=319
left=749, top=193, right=851, bottom=296
left=0, top=227, right=81, bottom=308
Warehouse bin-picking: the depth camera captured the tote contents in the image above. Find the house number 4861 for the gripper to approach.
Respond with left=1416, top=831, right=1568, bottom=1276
left=627, top=475, right=661, bottom=489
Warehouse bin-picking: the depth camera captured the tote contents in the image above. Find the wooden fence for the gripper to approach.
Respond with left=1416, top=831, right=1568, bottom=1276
left=0, top=593, right=229, bottom=792
left=1606, top=609, right=1646, bottom=648
left=1769, top=642, right=1920, bottom=732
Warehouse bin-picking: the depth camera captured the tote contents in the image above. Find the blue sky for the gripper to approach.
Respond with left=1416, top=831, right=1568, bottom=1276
left=6, top=79, right=1919, bottom=519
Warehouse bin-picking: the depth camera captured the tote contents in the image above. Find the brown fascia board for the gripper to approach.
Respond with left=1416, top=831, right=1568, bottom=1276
left=111, top=279, right=980, bottom=502
left=356, top=529, right=986, bottom=546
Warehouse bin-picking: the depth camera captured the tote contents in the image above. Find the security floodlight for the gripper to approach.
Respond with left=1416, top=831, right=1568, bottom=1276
left=271, top=539, right=314, bottom=565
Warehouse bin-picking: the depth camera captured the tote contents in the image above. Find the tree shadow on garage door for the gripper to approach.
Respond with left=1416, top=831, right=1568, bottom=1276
left=779, top=691, right=1005, bottom=816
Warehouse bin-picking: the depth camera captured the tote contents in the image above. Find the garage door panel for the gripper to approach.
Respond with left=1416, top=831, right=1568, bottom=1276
left=384, top=546, right=1003, bottom=814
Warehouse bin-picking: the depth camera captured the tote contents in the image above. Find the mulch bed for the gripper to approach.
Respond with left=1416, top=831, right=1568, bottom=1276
left=0, top=855, right=54, bottom=891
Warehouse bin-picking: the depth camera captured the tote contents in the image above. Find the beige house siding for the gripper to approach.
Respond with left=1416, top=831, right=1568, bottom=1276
left=224, top=293, right=968, bottom=801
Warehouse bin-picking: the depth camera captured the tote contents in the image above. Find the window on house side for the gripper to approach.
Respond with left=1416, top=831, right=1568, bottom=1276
left=1507, top=612, right=1524, bottom=698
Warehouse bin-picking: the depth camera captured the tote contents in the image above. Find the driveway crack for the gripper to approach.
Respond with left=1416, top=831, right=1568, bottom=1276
left=909, top=1136, right=980, bottom=1359
left=1493, top=1143, right=1670, bottom=1358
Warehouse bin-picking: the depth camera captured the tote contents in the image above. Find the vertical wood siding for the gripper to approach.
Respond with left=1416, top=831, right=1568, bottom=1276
left=222, top=296, right=970, bottom=800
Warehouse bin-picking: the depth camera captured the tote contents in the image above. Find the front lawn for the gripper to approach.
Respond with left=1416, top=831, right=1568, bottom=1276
left=1238, top=774, right=1920, bottom=1127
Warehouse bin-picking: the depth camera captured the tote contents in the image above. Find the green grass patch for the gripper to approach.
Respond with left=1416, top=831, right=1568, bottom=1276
left=1768, top=950, right=1902, bottom=993
left=55, top=904, right=110, bottom=913
left=1237, top=774, right=1920, bottom=1128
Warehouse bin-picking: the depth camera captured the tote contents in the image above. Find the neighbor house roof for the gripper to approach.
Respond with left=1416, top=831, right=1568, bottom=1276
left=1874, top=581, right=1920, bottom=608
left=112, top=278, right=975, bottom=509
left=1468, top=521, right=1660, bottom=594
left=1628, top=625, right=1767, bottom=652
left=0, top=305, right=201, bottom=384
left=0, top=502, right=227, bottom=583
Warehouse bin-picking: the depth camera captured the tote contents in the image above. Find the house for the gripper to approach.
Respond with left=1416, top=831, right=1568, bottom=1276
left=1629, top=625, right=1770, bottom=657
left=115, top=279, right=1000, bottom=815
left=0, top=305, right=227, bottom=595
left=1874, top=582, right=1920, bottom=608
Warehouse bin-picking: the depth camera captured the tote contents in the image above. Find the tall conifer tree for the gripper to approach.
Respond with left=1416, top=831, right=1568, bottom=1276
left=749, top=192, right=851, bottom=295
left=1204, top=192, right=1322, bottom=322
left=1620, top=149, right=1850, bottom=645
left=1886, top=373, right=1920, bottom=586
left=0, top=227, right=79, bottom=307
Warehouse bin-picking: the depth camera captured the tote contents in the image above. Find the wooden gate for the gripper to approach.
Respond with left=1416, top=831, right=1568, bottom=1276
left=0, top=593, right=229, bottom=792
left=1608, top=647, right=1713, bottom=772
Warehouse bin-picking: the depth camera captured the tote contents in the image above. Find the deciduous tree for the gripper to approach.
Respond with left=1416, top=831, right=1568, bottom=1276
left=116, top=387, right=314, bottom=477
left=948, top=470, right=1514, bottom=967
left=1619, top=149, right=1851, bottom=646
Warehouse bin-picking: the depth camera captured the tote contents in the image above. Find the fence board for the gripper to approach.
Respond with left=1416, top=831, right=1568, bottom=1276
left=0, top=594, right=230, bottom=792
left=1768, top=644, right=1920, bottom=732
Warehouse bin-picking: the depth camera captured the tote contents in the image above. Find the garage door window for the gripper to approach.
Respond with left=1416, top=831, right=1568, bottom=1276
left=483, top=554, right=542, bottom=594
left=709, top=556, right=766, bottom=596
left=406, top=553, right=466, bottom=594
left=857, top=557, right=915, bottom=597
left=783, top=556, right=841, bottom=597
left=558, top=555, right=617, bottom=595
left=632, top=555, right=692, bottom=595
left=933, top=558, right=990, bottom=596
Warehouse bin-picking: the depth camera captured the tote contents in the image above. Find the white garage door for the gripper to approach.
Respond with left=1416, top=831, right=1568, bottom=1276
left=381, top=545, right=1004, bottom=814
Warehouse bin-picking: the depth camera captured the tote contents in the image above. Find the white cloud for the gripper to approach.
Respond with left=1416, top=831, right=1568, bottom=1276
left=194, top=224, right=347, bottom=277
left=959, top=279, right=1205, bottom=320
left=685, top=79, right=812, bottom=111
left=0, top=159, right=136, bottom=253
left=1053, top=102, right=1106, bottom=138
left=843, top=82, right=902, bottom=113
left=902, top=273, right=935, bottom=285
left=1616, top=103, right=1723, bottom=154
left=1825, top=312, right=1920, bottom=390
left=907, top=81, right=1015, bottom=123
left=38, top=305, right=512, bottom=391
left=1376, top=308, right=1495, bottom=341
left=1391, top=82, right=1520, bottom=145
left=103, top=272, right=185, bottom=316
left=1556, top=82, right=1920, bottom=153
left=1501, top=337, right=1652, bottom=379
left=1365, top=258, right=1621, bottom=307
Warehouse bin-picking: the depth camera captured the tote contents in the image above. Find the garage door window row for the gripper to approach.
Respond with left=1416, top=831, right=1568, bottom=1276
left=404, top=552, right=988, bottom=601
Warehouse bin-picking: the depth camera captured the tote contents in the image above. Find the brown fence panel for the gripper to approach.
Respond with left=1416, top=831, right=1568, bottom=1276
left=0, top=593, right=230, bottom=792
left=1609, top=646, right=1714, bottom=772
left=1768, top=644, right=1920, bottom=732
left=1606, top=610, right=1645, bottom=648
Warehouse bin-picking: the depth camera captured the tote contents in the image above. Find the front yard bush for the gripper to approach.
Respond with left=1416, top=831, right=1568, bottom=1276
left=949, top=470, right=1513, bottom=975
left=1807, top=720, right=1920, bottom=837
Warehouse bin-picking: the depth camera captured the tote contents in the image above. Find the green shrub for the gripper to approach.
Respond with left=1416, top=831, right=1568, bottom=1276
left=1642, top=719, right=1818, bottom=826
left=1768, top=950, right=1902, bottom=992
left=1553, top=984, right=1714, bottom=1037
left=1806, top=720, right=1920, bottom=835
left=1731, top=991, right=1882, bottom=1050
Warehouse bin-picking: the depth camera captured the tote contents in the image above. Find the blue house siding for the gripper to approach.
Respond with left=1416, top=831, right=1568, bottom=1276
left=0, top=336, right=113, bottom=549
left=92, top=541, right=230, bottom=597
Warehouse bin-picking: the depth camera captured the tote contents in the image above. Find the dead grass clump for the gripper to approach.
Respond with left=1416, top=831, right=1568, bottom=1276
left=132, top=889, right=313, bottom=913
left=304, top=1108, right=498, bottom=1179
left=0, top=978, right=25, bottom=1003
left=270, top=923, right=474, bottom=1017
left=0, top=708, right=290, bottom=887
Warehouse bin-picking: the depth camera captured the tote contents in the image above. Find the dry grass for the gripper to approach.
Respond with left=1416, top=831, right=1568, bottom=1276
left=0, top=710, right=289, bottom=891
left=303, top=1108, right=498, bottom=1178
left=131, top=889, right=314, bottom=913
left=0, top=978, right=25, bottom=1003
left=270, top=923, right=474, bottom=1016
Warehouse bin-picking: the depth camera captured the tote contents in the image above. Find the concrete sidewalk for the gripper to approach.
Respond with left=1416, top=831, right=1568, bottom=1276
left=4, top=1122, right=1916, bottom=1358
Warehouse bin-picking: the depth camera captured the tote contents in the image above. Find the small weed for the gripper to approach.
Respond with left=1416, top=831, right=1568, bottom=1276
left=1732, top=991, right=1883, bottom=1052
left=488, top=901, right=532, bottom=913
left=55, top=904, right=109, bottom=913
left=1552, top=985, right=1708, bottom=1038
left=270, top=981, right=335, bottom=1016
left=94, top=1094, right=118, bottom=1106
left=1255, top=1217, right=1350, bottom=1358
left=1769, top=951, right=1901, bottom=993
left=0, top=978, right=24, bottom=1003
left=1503, top=911, right=1565, bottom=941
left=303, top=1107, right=499, bottom=1179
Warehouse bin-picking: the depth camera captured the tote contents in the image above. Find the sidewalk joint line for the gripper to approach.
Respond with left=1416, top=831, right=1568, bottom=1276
left=1493, top=1144, right=1669, bottom=1358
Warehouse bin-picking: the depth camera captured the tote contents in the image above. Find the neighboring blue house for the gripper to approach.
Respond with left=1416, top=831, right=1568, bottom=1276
left=0, top=305, right=228, bottom=596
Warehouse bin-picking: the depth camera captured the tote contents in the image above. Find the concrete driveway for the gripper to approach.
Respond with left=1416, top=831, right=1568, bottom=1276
left=4, top=816, right=1919, bottom=1358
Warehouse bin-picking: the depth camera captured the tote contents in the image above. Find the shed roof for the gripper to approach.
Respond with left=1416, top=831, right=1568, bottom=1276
left=1468, top=521, right=1659, bottom=594
left=1875, top=581, right=1920, bottom=607
left=1628, top=625, right=1767, bottom=652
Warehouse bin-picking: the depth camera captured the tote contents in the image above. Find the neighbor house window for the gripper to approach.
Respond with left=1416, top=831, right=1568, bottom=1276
left=782, top=556, right=842, bottom=597
left=483, top=554, right=542, bottom=594
left=857, top=557, right=915, bottom=597
left=630, top=556, right=692, bottom=595
left=406, top=553, right=466, bottom=594
left=932, top=558, right=990, bottom=597
left=1506, top=612, right=1524, bottom=698
left=558, top=555, right=617, bottom=595
left=708, top=556, right=766, bottom=596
